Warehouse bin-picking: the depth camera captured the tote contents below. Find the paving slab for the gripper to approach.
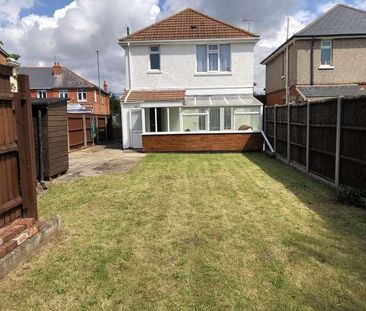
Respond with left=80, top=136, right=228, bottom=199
left=53, top=143, right=145, bottom=184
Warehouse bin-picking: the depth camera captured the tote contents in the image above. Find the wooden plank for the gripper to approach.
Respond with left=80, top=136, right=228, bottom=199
left=0, top=143, right=18, bottom=155
left=0, top=196, right=22, bottom=214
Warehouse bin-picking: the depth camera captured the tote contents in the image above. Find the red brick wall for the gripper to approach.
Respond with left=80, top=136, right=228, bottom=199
left=142, top=133, right=263, bottom=152
left=30, top=88, right=110, bottom=115
left=266, top=86, right=303, bottom=106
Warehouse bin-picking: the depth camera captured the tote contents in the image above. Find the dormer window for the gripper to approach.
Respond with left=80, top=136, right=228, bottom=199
left=149, top=46, right=160, bottom=70
left=196, top=44, right=231, bottom=73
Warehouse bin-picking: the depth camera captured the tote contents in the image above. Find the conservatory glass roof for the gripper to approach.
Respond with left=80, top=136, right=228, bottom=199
left=184, top=95, right=263, bottom=107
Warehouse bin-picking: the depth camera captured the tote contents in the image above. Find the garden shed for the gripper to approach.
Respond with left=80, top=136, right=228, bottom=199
left=32, top=98, right=69, bottom=181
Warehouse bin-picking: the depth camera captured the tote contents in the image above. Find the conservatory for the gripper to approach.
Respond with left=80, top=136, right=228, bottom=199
left=122, top=93, right=265, bottom=152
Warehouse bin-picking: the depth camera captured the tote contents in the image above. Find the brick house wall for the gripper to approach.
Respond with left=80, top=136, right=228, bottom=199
left=30, top=88, right=110, bottom=115
left=142, top=133, right=264, bottom=152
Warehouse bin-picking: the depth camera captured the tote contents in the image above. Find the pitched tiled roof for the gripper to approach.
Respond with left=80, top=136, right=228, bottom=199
left=119, top=8, right=258, bottom=43
left=261, top=4, right=366, bottom=64
left=122, top=89, right=186, bottom=103
left=19, top=67, right=108, bottom=94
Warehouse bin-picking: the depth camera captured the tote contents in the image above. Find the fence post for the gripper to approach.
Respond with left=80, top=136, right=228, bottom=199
left=95, top=116, right=99, bottom=144
left=82, top=114, right=87, bottom=147
left=105, top=116, right=108, bottom=142
left=67, top=116, right=70, bottom=152
left=287, top=103, right=291, bottom=163
left=335, top=97, right=342, bottom=187
left=16, top=75, right=37, bottom=219
left=306, top=100, right=310, bottom=173
left=262, top=106, right=266, bottom=151
left=274, top=105, right=277, bottom=153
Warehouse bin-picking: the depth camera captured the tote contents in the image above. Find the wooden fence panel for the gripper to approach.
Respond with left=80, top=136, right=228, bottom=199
left=275, top=106, right=288, bottom=158
left=0, top=67, right=37, bottom=227
left=265, top=96, right=366, bottom=191
left=67, top=114, right=110, bottom=151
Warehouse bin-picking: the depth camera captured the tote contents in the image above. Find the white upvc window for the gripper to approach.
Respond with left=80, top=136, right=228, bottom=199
left=183, top=108, right=208, bottom=131
left=320, top=40, right=332, bottom=66
left=196, top=44, right=231, bottom=73
left=149, top=46, right=160, bottom=70
left=77, top=89, right=87, bottom=102
left=37, top=90, right=47, bottom=98
left=59, top=89, right=69, bottom=99
left=234, top=106, right=261, bottom=130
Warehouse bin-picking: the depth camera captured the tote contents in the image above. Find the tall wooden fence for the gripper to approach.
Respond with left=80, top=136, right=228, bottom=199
left=265, top=96, right=366, bottom=191
left=67, top=114, right=110, bottom=151
left=0, top=66, right=37, bottom=228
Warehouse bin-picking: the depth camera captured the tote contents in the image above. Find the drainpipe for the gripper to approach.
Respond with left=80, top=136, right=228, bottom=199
left=310, top=38, right=315, bottom=85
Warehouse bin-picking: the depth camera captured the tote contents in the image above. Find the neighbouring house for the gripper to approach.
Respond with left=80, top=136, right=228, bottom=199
left=261, top=4, right=366, bottom=105
left=119, top=8, right=266, bottom=152
left=20, top=63, right=110, bottom=115
left=0, top=45, right=20, bottom=92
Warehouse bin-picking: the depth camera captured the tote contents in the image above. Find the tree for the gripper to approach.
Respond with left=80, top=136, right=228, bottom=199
left=110, top=94, right=121, bottom=116
left=8, top=53, right=20, bottom=61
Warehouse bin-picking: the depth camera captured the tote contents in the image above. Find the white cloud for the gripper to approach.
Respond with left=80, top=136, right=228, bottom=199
left=0, top=0, right=160, bottom=92
left=0, top=0, right=364, bottom=94
left=0, top=0, right=33, bottom=24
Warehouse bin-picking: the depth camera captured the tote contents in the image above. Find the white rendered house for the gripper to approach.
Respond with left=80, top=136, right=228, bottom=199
left=119, top=8, right=267, bottom=152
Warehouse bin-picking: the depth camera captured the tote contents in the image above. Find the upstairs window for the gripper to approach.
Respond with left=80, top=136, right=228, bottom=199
left=59, top=89, right=69, bottom=99
left=321, top=40, right=332, bottom=66
left=196, top=44, right=231, bottom=73
left=149, top=46, right=160, bottom=70
left=77, top=89, right=87, bottom=102
left=37, top=90, right=47, bottom=98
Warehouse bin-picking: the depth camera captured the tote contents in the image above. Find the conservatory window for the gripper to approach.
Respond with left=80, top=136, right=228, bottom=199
left=234, top=106, right=261, bottom=130
left=183, top=108, right=207, bottom=132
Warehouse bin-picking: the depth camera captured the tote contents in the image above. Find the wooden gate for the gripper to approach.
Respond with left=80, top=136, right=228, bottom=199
left=0, top=65, right=37, bottom=228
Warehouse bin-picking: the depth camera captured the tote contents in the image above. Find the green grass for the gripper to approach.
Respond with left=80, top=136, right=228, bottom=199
left=1, top=153, right=366, bottom=310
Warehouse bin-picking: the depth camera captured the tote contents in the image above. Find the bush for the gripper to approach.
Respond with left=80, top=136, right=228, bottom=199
left=338, top=188, right=366, bottom=209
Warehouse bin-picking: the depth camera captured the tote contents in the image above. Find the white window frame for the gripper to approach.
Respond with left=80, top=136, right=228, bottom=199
left=77, top=89, right=87, bottom=102
left=182, top=108, right=209, bottom=131
left=59, top=89, right=69, bottom=99
left=320, top=40, right=333, bottom=68
left=233, top=106, right=261, bottom=131
left=208, top=44, right=219, bottom=72
left=196, top=44, right=231, bottom=73
left=37, top=90, right=47, bottom=99
left=149, top=46, right=160, bottom=71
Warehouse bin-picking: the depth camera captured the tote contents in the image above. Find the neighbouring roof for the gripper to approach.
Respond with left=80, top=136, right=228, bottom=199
left=119, top=8, right=259, bottom=43
left=32, top=98, right=68, bottom=107
left=261, top=4, right=366, bottom=64
left=296, top=4, right=366, bottom=37
left=0, top=46, right=9, bottom=58
left=297, top=84, right=366, bottom=99
left=122, top=89, right=186, bottom=103
left=19, top=67, right=107, bottom=93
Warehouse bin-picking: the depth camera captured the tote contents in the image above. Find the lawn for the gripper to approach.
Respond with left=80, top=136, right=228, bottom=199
left=1, top=153, right=366, bottom=310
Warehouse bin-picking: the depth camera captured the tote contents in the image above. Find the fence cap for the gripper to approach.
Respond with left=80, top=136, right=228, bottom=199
left=32, top=98, right=68, bottom=107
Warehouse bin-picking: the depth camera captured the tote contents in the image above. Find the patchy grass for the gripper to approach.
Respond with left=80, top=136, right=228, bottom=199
left=1, top=153, right=366, bottom=310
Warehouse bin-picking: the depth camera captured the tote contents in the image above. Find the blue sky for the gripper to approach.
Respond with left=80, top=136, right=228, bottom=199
left=20, top=0, right=73, bottom=17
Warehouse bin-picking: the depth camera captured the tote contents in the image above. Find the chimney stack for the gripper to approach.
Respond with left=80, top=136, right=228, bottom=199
left=103, top=80, right=108, bottom=92
left=53, top=62, right=61, bottom=75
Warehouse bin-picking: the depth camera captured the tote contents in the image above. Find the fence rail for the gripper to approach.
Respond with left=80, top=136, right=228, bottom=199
left=67, top=114, right=110, bottom=151
left=0, top=67, right=37, bottom=228
left=265, top=97, right=366, bottom=191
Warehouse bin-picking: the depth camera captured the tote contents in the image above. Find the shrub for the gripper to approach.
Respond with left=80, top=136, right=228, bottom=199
left=338, top=188, right=366, bottom=209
